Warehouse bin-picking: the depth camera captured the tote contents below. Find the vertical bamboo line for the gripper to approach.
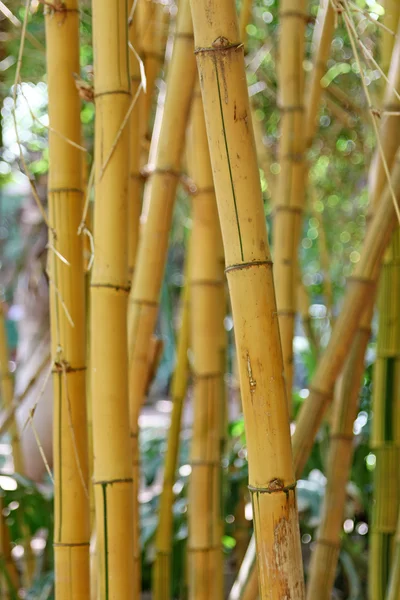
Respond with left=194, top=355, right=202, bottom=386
left=381, top=0, right=400, bottom=77
left=153, top=242, right=191, bottom=600
left=127, top=2, right=196, bottom=589
left=274, top=0, right=307, bottom=410
left=369, top=230, right=400, bottom=600
left=190, top=1, right=306, bottom=597
left=91, top=0, right=135, bottom=597
left=187, top=83, right=224, bottom=600
left=45, top=2, right=90, bottom=597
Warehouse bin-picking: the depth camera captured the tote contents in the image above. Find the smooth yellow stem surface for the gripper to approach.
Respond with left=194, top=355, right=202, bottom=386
left=91, top=0, right=135, bottom=597
left=153, top=246, right=191, bottom=600
left=190, top=1, right=305, bottom=597
left=188, top=86, right=224, bottom=600
left=274, top=0, right=307, bottom=409
left=45, top=3, right=90, bottom=597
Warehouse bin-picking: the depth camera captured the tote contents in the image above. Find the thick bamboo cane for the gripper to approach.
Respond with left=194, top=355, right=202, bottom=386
left=190, top=1, right=306, bottom=597
left=127, top=0, right=196, bottom=589
left=274, top=0, right=307, bottom=410
left=45, top=3, right=90, bottom=598
left=306, top=302, right=374, bottom=599
left=90, top=0, right=135, bottom=597
left=187, top=85, right=224, bottom=600
left=369, top=230, right=400, bottom=600
left=153, top=245, right=191, bottom=600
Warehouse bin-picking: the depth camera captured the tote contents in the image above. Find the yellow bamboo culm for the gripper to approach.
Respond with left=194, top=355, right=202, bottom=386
left=128, top=4, right=143, bottom=284
left=138, top=0, right=169, bottom=143
left=187, top=84, right=224, bottom=600
left=90, top=0, right=135, bottom=597
left=306, top=303, right=373, bottom=599
left=153, top=243, right=191, bottom=600
left=239, top=0, right=252, bottom=50
left=369, top=230, right=400, bottom=600
left=190, top=1, right=305, bottom=597
left=387, top=506, right=400, bottom=599
left=274, top=0, right=307, bottom=411
left=128, top=1, right=196, bottom=588
left=381, top=0, right=400, bottom=77
left=45, top=2, right=90, bottom=597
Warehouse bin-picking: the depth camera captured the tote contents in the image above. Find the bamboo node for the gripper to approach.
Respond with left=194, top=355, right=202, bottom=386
left=194, top=40, right=243, bottom=55
left=248, top=480, right=296, bottom=495
left=225, top=259, right=273, bottom=274
left=93, top=477, right=133, bottom=486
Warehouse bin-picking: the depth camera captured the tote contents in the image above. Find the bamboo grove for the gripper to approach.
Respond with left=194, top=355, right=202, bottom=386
left=0, top=0, right=400, bottom=598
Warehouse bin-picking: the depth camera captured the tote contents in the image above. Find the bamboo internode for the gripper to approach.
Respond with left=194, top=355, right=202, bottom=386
left=274, top=0, right=307, bottom=410
left=90, top=0, right=135, bottom=597
left=45, top=2, right=90, bottom=597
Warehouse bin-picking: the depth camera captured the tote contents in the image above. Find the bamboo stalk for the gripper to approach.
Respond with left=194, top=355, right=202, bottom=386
left=45, top=2, right=90, bottom=597
left=381, top=0, right=400, bottom=76
left=387, top=505, right=400, bottom=600
left=138, top=0, right=169, bottom=142
left=239, top=0, right=252, bottom=50
left=274, top=0, right=307, bottom=410
left=128, top=4, right=143, bottom=283
left=190, top=1, right=306, bottom=597
left=369, top=17, right=400, bottom=212
left=305, top=0, right=335, bottom=147
left=90, top=0, right=135, bottom=597
left=153, top=243, right=191, bottom=600
left=127, top=0, right=196, bottom=589
left=369, top=229, right=400, bottom=600
left=229, top=534, right=258, bottom=600
left=187, top=84, right=224, bottom=600
left=306, top=301, right=374, bottom=600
